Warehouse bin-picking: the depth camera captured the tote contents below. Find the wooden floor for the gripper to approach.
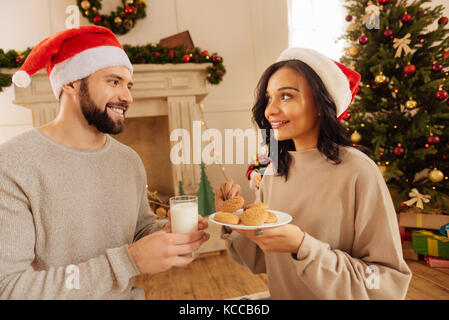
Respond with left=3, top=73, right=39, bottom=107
left=134, top=251, right=449, bottom=300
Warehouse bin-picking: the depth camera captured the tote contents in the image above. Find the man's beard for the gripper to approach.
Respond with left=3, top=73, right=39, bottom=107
left=79, top=79, right=126, bottom=134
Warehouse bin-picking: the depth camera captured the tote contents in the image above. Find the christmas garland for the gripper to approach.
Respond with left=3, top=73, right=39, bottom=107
left=0, top=45, right=225, bottom=92
left=77, top=0, right=147, bottom=35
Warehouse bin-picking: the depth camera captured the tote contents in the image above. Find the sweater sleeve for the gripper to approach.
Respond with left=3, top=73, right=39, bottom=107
left=0, top=170, right=141, bottom=300
left=291, top=160, right=412, bottom=299
left=133, top=162, right=167, bottom=242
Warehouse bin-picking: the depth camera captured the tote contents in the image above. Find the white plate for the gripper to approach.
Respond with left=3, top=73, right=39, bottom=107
left=209, top=209, right=292, bottom=230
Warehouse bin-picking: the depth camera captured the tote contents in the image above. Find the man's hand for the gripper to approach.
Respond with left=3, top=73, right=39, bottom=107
left=214, top=178, right=241, bottom=211
left=128, top=229, right=209, bottom=275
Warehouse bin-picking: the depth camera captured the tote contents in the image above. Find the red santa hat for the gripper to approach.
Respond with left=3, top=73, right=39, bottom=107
left=12, top=26, right=133, bottom=99
left=276, top=47, right=361, bottom=119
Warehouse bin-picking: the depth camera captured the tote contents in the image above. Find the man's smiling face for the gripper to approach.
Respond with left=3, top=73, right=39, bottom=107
left=79, top=66, right=133, bottom=134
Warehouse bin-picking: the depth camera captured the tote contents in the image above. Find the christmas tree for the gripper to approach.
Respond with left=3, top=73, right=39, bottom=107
left=340, top=0, right=449, bottom=212
left=178, top=181, right=185, bottom=196
left=197, top=163, right=216, bottom=216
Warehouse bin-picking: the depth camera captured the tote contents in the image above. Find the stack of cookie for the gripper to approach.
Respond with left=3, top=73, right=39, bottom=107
left=214, top=196, right=277, bottom=226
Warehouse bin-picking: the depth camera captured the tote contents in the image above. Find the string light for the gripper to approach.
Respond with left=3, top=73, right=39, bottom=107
left=361, top=123, right=365, bottom=127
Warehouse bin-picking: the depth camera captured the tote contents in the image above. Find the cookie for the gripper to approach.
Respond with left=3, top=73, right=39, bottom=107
left=264, top=211, right=278, bottom=223
left=214, top=212, right=240, bottom=225
left=241, top=207, right=268, bottom=226
left=220, top=196, right=245, bottom=213
left=244, top=202, right=269, bottom=211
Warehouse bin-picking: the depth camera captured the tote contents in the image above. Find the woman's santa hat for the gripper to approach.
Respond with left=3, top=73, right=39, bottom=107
left=12, top=26, right=133, bottom=99
left=276, top=47, right=361, bottom=120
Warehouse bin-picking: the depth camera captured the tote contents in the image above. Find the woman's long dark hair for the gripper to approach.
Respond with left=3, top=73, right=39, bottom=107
left=252, top=59, right=352, bottom=181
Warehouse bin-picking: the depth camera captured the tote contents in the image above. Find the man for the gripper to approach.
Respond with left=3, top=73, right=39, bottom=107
left=0, top=26, right=209, bottom=299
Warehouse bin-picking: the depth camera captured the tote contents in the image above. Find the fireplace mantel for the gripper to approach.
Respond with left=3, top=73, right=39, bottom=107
left=5, top=63, right=212, bottom=196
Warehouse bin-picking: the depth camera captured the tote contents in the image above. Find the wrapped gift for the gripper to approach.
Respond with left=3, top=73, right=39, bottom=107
left=399, top=211, right=449, bottom=230
left=402, top=240, right=419, bottom=261
left=425, top=256, right=449, bottom=268
left=412, top=230, right=449, bottom=258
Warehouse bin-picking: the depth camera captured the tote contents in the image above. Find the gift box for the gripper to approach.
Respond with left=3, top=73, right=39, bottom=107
left=399, top=211, right=449, bottom=230
left=402, top=240, right=419, bottom=261
left=425, top=255, right=449, bottom=268
left=412, top=230, right=449, bottom=258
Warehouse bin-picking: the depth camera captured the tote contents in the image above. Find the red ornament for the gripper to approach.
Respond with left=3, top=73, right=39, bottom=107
left=154, top=52, right=161, bottom=57
left=345, top=15, right=353, bottom=22
left=341, top=111, right=351, bottom=121
left=212, top=55, right=221, bottom=63
left=201, top=50, right=209, bottom=56
left=183, top=54, right=190, bottom=63
left=168, top=50, right=174, bottom=57
left=15, top=56, right=22, bottom=64
left=377, top=0, right=391, bottom=4
left=403, top=63, right=416, bottom=75
left=358, top=35, right=369, bottom=45
left=93, top=15, right=102, bottom=24
left=438, top=17, right=448, bottom=25
left=435, top=89, right=448, bottom=100
left=401, top=13, right=412, bottom=23
left=393, top=147, right=404, bottom=156
left=428, top=135, right=441, bottom=144
left=383, top=29, right=393, bottom=38
left=125, top=6, right=136, bottom=14
left=432, top=63, right=443, bottom=73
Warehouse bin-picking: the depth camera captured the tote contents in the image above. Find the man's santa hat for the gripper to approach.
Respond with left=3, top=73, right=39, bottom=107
left=12, top=26, right=133, bottom=99
left=276, top=47, right=361, bottom=120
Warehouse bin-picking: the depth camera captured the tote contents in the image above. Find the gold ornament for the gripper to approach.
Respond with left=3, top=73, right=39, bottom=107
left=429, top=168, right=444, bottom=183
left=114, top=16, right=123, bottom=24
left=350, top=130, right=362, bottom=144
left=348, top=46, right=360, bottom=58
left=125, top=0, right=134, bottom=5
left=375, top=72, right=387, bottom=84
left=405, top=97, right=418, bottom=110
left=92, top=6, right=97, bottom=12
left=81, top=0, right=91, bottom=10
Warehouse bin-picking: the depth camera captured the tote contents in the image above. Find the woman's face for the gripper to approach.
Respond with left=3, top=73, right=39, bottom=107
left=264, top=66, right=320, bottom=149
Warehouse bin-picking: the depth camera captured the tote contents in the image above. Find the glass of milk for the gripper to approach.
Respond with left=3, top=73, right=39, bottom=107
left=169, top=195, right=198, bottom=234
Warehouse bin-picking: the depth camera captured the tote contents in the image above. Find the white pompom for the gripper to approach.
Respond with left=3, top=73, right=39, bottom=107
left=12, top=70, right=31, bottom=88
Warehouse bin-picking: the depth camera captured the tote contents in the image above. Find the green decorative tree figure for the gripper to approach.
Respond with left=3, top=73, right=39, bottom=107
left=340, top=0, right=449, bottom=213
left=178, top=181, right=185, bottom=196
left=198, top=162, right=216, bottom=217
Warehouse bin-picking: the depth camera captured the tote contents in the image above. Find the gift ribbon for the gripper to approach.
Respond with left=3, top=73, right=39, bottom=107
left=416, top=214, right=423, bottom=228
left=415, top=230, right=449, bottom=242
left=393, top=33, right=412, bottom=58
left=428, top=238, right=439, bottom=256
left=402, top=188, right=431, bottom=209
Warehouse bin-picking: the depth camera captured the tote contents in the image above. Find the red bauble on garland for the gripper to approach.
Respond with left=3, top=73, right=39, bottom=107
left=183, top=54, right=190, bottom=63
left=403, top=63, right=416, bottom=75
left=438, top=17, right=448, bottom=25
left=401, top=13, right=412, bottom=23
left=345, top=15, right=353, bottom=22
left=93, top=15, right=102, bottom=24
left=124, top=6, right=136, bottom=14
left=443, top=51, right=449, bottom=59
left=168, top=50, right=174, bottom=57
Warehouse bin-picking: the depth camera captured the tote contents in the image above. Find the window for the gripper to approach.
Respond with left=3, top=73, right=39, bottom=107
left=288, top=0, right=346, bottom=60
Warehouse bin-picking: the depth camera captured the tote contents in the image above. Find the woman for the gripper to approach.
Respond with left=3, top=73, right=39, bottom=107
left=215, top=47, right=411, bottom=299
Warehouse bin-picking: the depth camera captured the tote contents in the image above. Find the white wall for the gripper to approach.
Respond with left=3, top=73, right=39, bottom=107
left=0, top=0, right=289, bottom=202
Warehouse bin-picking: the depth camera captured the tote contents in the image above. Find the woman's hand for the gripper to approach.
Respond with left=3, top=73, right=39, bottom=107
left=253, top=174, right=262, bottom=189
left=163, top=211, right=209, bottom=233
left=232, top=224, right=305, bottom=254
left=214, top=178, right=241, bottom=212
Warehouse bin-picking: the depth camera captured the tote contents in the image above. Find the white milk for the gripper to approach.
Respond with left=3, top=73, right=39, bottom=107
left=171, top=202, right=198, bottom=234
